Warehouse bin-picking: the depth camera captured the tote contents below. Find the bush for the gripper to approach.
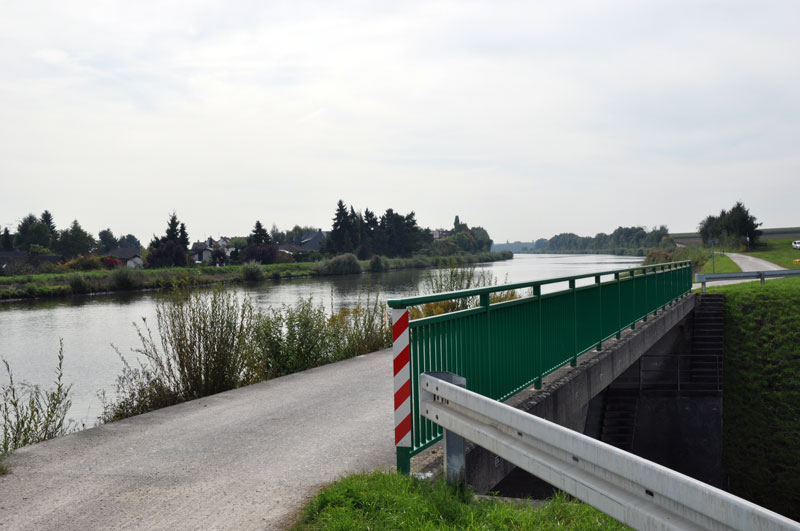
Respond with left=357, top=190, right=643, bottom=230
left=274, top=251, right=295, bottom=264
left=67, top=273, right=89, bottom=293
left=111, top=267, right=140, bottom=291
left=65, top=254, right=102, bottom=271
left=102, top=256, right=124, bottom=269
left=320, top=253, right=362, bottom=276
left=369, top=255, right=389, bottom=273
left=99, top=287, right=256, bottom=422
left=2, top=340, right=73, bottom=456
left=242, top=261, right=265, bottom=281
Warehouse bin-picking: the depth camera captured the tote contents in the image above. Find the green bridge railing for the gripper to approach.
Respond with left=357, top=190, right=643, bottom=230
left=387, top=260, right=692, bottom=474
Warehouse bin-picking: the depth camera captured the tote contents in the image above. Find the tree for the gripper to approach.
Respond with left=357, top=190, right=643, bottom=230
left=242, top=243, right=278, bottom=264
left=98, top=229, right=118, bottom=253
left=146, top=240, right=187, bottom=268
left=329, top=200, right=352, bottom=254
left=248, top=221, right=271, bottom=246
left=1, top=228, right=12, bottom=251
left=40, top=210, right=56, bottom=237
left=118, top=234, right=142, bottom=249
left=56, top=220, right=96, bottom=258
left=165, top=212, right=180, bottom=243
left=178, top=223, right=189, bottom=251
left=698, top=202, right=761, bottom=247
left=15, top=214, right=52, bottom=251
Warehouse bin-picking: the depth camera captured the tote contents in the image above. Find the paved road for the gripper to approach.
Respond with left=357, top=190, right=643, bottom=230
left=726, top=252, right=786, bottom=272
left=0, top=349, right=395, bottom=530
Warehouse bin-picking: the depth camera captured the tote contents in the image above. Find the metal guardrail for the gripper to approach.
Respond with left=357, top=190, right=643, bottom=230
left=696, top=269, right=800, bottom=292
left=420, top=372, right=800, bottom=531
left=388, top=261, right=692, bottom=474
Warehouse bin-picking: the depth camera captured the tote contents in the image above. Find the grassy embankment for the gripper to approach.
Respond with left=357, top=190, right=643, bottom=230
left=0, top=251, right=513, bottom=300
left=706, top=277, right=800, bottom=521
left=293, top=471, right=629, bottom=530
left=698, top=253, right=740, bottom=275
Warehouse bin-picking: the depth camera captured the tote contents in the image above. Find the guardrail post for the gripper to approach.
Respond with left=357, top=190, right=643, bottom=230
left=595, top=275, right=602, bottom=351
left=422, top=372, right=467, bottom=486
left=570, top=279, right=577, bottom=366
left=534, top=285, right=543, bottom=389
left=392, top=308, right=412, bottom=475
left=760, top=272, right=765, bottom=285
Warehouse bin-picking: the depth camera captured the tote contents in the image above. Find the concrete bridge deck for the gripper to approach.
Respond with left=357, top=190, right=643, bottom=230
left=0, top=351, right=395, bottom=530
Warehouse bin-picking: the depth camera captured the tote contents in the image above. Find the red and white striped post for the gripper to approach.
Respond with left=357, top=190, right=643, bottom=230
left=392, top=307, right=412, bottom=474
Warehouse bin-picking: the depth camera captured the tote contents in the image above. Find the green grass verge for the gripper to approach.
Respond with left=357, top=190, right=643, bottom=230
left=698, top=254, right=741, bottom=275
left=706, top=278, right=800, bottom=520
left=294, top=471, right=630, bottom=530
left=746, top=238, right=800, bottom=269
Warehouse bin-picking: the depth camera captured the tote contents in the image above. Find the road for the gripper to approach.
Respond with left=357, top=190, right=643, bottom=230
left=726, top=252, right=785, bottom=272
left=0, top=349, right=395, bottom=530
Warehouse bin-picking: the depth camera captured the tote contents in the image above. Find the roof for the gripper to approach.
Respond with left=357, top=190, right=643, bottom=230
left=297, top=231, right=329, bottom=251
left=107, top=248, right=141, bottom=260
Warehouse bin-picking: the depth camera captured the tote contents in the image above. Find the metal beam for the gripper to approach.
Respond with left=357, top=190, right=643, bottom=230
left=420, top=372, right=800, bottom=531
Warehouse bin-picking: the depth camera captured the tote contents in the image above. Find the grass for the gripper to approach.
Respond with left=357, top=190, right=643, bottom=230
left=0, top=460, right=7, bottom=475
left=706, top=277, right=800, bottom=521
left=746, top=238, right=800, bottom=269
left=293, top=471, right=630, bottom=530
left=698, top=253, right=741, bottom=275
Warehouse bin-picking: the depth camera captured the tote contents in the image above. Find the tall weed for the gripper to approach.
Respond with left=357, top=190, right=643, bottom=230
left=2, top=340, right=73, bottom=456
left=411, top=262, right=514, bottom=318
left=99, top=287, right=256, bottom=422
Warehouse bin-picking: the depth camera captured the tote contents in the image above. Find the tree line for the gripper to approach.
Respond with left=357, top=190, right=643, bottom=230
left=1, top=211, right=141, bottom=258
left=697, top=201, right=761, bottom=248
left=496, top=226, right=673, bottom=253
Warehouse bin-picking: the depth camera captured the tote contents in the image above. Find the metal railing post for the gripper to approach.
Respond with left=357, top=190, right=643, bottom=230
left=421, top=372, right=467, bottom=486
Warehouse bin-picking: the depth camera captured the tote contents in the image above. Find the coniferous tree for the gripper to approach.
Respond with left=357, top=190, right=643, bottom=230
left=248, top=220, right=271, bottom=245
left=1, top=228, right=13, bottom=251
left=40, top=210, right=56, bottom=237
left=15, top=214, right=51, bottom=251
left=98, top=229, right=118, bottom=253
left=178, top=223, right=189, bottom=251
left=329, top=200, right=351, bottom=254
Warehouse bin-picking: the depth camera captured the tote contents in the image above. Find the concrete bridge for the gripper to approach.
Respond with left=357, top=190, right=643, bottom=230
left=1, top=260, right=704, bottom=529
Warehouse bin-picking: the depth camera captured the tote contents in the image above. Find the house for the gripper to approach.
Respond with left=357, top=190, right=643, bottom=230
left=0, top=251, right=29, bottom=271
left=295, top=230, right=329, bottom=251
left=106, top=248, right=144, bottom=269
left=432, top=229, right=452, bottom=241
left=0, top=251, right=64, bottom=272
left=190, top=242, right=213, bottom=264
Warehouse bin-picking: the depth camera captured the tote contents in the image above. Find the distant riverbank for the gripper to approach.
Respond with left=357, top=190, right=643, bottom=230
left=0, top=251, right=513, bottom=301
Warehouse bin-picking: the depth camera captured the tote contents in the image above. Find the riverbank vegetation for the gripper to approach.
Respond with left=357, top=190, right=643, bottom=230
left=99, top=286, right=392, bottom=422
left=0, top=251, right=513, bottom=301
left=1, top=341, right=74, bottom=469
left=293, top=471, right=629, bottom=530
left=707, top=278, right=800, bottom=520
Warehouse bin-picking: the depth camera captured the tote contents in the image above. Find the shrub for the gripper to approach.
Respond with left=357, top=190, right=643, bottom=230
left=67, top=273, right=89, bottom=294
left=410, top=262, right=506, bottom=318
left=242, top=261, right=265, bottom=281
left=642, top=249, right=673, bottom=266
left=320, top=253, right=362, bottom=276
left=111, top=267, right=140, bottom=291
left=2, top=340, right=73, bottom=456
left=369, top=255, right=389, bottom=273
left=99, top=287, right=256, bottom=422
left=65, top=254, right=102, bottom=271
left=102, top=256, right=124, bottom=269
left=274, top=251, right=295, bottom=264
left=36, top=262, right=59, bottom=274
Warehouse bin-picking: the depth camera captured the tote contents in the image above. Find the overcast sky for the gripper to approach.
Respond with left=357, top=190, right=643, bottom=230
left=1, top=1, right=798, bottom=244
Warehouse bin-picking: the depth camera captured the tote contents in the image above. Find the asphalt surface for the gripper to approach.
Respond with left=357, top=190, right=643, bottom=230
left=726, top=252, right=786, bottom=272
left=0, top=349, right=395, bottom=530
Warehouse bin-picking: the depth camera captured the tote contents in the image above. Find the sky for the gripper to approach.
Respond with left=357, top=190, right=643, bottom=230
left=1, top=0, right=798, bottom=244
